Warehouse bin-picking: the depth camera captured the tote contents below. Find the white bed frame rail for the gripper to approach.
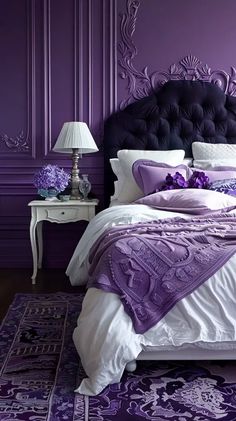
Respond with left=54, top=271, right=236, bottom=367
left=126, top=349, right=236, bottom=372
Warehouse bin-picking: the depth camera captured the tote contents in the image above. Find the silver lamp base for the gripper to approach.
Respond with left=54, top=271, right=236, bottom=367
left=70, top=148, right=80, bottom=199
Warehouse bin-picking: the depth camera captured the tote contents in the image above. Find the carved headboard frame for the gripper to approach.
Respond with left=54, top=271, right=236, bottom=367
left=118, top=0, right=236, bottom=108
left=119, top=54, right=236, bottom=110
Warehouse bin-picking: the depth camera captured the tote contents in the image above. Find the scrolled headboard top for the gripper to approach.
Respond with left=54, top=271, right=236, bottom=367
left=104, top=79, right=236, bottom=205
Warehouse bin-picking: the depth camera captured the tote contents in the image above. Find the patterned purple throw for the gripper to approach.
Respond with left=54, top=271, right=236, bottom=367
left=88, top=213, right=236, bottom=333
left=1, top=293, right=236, bottom=420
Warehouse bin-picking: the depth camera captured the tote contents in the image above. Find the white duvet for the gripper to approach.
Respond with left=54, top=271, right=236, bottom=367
left=66, top=204, right=236, bottom=396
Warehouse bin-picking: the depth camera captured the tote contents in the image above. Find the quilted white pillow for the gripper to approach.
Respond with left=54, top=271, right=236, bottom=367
left=193, top=159, right=236, bottom=170
left=192, top=142, right=236, bottom=160
left=116, top=149, right=185, bottom=203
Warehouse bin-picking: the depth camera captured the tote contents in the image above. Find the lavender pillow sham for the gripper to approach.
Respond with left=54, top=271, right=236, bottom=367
left=192, top=168, right=236, bottom=183
left=135, top=189, right=236, bottom=215
left=132, top=160, right=191, bottom=196
left=132, top=159, right=236, bottom=196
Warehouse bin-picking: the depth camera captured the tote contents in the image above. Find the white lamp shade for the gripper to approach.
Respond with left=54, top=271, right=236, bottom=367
left=53, top=122, right=99, bottom=153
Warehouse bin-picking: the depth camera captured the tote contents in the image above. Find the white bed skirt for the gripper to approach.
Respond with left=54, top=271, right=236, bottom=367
left=138, top=347, right=236, bottom=361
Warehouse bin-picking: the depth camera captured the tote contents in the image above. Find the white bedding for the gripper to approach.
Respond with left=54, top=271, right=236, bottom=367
left=66, top=204, right=236, bottom=396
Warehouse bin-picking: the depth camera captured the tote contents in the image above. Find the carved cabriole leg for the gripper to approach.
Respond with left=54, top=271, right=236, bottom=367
left=37, top=221, right=43, bottom=269
left=30, top=219, right=38, bottom=285
left=125, top=360, right=137, bottom=372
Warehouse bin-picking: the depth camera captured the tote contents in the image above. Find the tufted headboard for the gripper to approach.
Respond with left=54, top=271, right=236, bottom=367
left=104, top=79, right=236, bottom=206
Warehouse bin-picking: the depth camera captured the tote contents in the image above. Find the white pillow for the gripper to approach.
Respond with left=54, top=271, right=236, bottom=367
left=109, top=158, right=120, bottom=177
left=110, top=156, right=192, bottom=203
left=193, top=159, right=236, bottom=170
left=109, top=158, right=125, bottom=201
left=192, top=142, right=236, bottom=160
left=183, top=158, right=193, bottom=167
left=116, top=149, right=185, bottom=203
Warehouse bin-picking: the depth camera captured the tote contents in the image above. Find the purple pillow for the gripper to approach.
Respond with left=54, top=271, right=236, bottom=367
left=192, top=167, right=236, bottom=183
left=135, top=189, right=236, bottom=215
left=132, top=160, right=190, bottom=196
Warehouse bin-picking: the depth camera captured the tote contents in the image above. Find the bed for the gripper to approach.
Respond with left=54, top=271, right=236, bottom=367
left=66, top=80, right=236, bottom=396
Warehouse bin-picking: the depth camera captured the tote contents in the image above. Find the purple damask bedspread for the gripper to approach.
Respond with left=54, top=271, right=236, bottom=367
left=87, top=213, right=236, bottom=333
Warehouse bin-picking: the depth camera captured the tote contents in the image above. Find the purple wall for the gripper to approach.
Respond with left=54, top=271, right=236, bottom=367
left=117, top=0, right=236, bottom=107
left=1, top=0, right=236, bottom=268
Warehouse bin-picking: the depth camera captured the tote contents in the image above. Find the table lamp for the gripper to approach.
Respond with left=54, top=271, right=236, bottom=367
left=53, top=122, right=98, bottom=199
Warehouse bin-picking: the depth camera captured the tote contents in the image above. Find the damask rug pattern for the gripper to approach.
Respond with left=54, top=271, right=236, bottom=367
left=1, top=293, right=236, bottom=420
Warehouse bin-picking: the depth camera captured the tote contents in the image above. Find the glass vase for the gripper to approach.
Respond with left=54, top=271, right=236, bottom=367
left=79, top=174, right=91, bottom=200
left=38, top=188, right=59, bottom=201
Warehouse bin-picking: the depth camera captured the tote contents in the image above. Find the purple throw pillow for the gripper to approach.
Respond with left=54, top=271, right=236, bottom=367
left=132, top=160, right=190, bottom=196
left=191, top=167, right=236, bottom=183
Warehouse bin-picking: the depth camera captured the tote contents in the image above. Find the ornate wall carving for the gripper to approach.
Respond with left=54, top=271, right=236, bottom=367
left=119, top=0, right=236, bottom=109
left=0, top=130, right=29, bottom=152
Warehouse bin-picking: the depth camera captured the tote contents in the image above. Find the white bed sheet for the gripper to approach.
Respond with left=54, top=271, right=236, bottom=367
left=66, top=204, right=236, bottom=396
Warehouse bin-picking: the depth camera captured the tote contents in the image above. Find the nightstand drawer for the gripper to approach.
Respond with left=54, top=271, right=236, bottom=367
left=46, top=208, right=81, bottom=222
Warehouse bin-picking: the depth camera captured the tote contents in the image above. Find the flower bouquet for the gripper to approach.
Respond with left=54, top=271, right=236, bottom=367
left=34, top=164, right=70, bottom=200
left=159, top=171, right=210, bottom=191
left=160, top=171, right=189, bottom=190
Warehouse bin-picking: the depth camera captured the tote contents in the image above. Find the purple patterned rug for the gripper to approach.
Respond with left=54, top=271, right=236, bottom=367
left=1, top=293, right=236, bottom=420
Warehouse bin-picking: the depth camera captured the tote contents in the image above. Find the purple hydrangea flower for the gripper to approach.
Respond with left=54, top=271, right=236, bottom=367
left=159, top=172, right=189, bottom=191
left=34, top=165, right=70, bottom=192
left=188, top=171, right=210, bottom=189
left=158, top=170, right=210, bottom=192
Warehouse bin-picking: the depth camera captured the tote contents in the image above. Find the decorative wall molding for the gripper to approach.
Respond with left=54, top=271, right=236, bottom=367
left=96, top=0, right=118, bottom=147
left=79, top=0, right=118, bottom=144
left=119, top=0, right=236, bottom=109
left=43, top=0, right=52, bottom=156
left=43, top=0, right=78, bottom=157
left=43, top=0, right=108, bottom=154
left=73, top=0, right=78, bottom=121
left=42, top=0, right=118, bottom=153
left=88, top=0, right=92, bottom=127
left=108, top=0, right=118, bottom=116
left=0, top=0, right=36, bottom=156
left=77, top=0, right=84, bottom=122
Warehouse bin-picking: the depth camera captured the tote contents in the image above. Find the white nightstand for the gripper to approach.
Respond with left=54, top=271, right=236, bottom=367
left=28, top=199, right=98, bottom=284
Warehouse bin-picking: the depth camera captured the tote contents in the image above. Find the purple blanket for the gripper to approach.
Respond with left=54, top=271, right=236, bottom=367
left=87, top=213, right=236, bottom=333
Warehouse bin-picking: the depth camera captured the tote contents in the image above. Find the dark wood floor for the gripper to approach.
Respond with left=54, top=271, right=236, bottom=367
left=0, top=269, right=85, bottom=322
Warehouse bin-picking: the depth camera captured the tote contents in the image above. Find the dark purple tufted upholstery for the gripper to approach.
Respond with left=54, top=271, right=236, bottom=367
left=104, top=80, right=236, bottom=206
